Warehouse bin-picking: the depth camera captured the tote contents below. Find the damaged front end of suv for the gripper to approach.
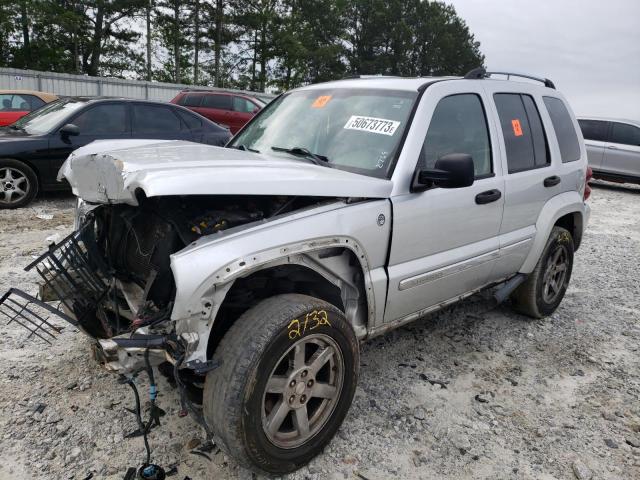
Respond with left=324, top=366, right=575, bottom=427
left=1, top=138, right=390, bottom=389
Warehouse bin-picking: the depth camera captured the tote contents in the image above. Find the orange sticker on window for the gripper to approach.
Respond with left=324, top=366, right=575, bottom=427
left=311, top=95, right=332, bottom=108
left=512, top=119, right=523, bottom=136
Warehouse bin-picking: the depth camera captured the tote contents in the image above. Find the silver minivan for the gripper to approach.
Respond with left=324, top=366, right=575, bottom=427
left=578, top=117, right=640, bottom=183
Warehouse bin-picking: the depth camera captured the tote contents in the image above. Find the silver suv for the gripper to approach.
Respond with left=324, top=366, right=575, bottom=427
left=578, top=117, right=640, bottom=184
left=1, top=69, right=591, bottom=475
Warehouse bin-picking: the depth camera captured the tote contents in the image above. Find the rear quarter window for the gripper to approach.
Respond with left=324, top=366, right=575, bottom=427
left=543, top=97, right=581, bottom=163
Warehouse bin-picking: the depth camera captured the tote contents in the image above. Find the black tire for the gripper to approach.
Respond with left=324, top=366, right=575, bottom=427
left=511, top=226, right=574, bottom=318
left=203, top=294, right=359, bottom=475
left=0, top=158, right=38, bottom=209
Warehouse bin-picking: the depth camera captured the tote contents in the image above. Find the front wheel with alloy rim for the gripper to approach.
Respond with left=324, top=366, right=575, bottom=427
left=0, top=159, right=38, bottom=209
left=511, top=226, right=574, bottom=318
left=203, top=294, right=359, bottom=475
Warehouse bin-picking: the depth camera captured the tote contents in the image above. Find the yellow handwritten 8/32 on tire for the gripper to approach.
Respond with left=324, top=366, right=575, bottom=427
left=288, top=310, right=332, bottom=340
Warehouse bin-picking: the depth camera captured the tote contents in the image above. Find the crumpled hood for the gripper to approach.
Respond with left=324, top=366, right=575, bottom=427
left=58, top=139, right=393, bottom=205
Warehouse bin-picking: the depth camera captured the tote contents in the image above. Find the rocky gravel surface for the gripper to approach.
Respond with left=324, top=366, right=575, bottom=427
left=0, top=181, right=639, bottom=480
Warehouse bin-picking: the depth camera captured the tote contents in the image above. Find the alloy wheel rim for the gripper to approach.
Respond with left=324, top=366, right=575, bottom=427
left=261, top=333, right=344, bottom=449
left=542, top=244, right=569, bottom=304
left=0, top=167, right=29, bottom=205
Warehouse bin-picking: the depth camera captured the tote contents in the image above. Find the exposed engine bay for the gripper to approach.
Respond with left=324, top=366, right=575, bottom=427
left=71, top=194, right=328, bottom=340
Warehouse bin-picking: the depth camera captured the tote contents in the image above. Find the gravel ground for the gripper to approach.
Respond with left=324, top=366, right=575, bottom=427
left=0, top=181, right=639, bottom=480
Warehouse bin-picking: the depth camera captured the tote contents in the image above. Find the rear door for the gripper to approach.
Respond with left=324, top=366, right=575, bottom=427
left=131, top=103, right=193, bottom=141
left=482, top=87, right=556, bottom=278
left=603, top=121, right=640, bottom=178
left=200, top=94, right=233, bottom=130
left=578, top=119, right=609, bottom=170
left=385, top=83, right=504, bottom=323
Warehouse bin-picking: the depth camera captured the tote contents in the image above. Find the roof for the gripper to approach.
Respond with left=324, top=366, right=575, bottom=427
left=294, top=74, right=558, bottom=93
left=577, top=116, right=640, bottom=126
left=296, top=76, right=455, bottom=92
left=0, top=89, right=58, bottom=102
left=58, top=96, right=184, bottom=105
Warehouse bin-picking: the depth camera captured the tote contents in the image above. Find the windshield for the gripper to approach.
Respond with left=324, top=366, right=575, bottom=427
left=231, top=88, right=418, bottom=178
left=12, top=98, right=87, bottom=135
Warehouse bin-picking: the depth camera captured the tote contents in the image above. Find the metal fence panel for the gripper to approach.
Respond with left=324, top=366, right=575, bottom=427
left=0, top=67, right=274, bottom=102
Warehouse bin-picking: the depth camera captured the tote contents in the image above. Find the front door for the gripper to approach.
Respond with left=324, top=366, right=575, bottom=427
left=48, top=102, right=131, bottom=179
left=603, top=121, right=640, bottom=178
left=385, top=84, right=505, bottom=323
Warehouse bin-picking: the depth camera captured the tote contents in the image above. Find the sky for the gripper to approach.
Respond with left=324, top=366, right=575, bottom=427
left=448, top=0, right=640, bottom=121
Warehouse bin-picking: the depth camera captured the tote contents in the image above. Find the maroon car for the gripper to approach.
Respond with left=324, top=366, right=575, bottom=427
left=171, top=90, right=266, bottom=134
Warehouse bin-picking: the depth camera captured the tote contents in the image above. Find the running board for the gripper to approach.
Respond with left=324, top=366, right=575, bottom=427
left=0, top=288, right=78, bottom=344
left=493, top=273, right=527, bottom=304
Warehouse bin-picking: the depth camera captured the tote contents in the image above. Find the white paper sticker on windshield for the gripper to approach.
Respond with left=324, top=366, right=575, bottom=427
left=343, top=116, right=400, bottom=136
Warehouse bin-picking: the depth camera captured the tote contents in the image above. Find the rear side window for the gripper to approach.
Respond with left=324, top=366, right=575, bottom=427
left=543, top=97, right=581, bottom=163
left=30, top=96, right=45, bottom=110
left=176, top=109, right=203, bottom=129
left=202, top=94, right=232, bottom=110
left=132, top=104, right=182, bottom=133
left=181, top=93, right=203, bottom=107
left=578, top=120, right=609, bottom=142
left=494, top=93, right=549, bottom=173
left=420, top=93, right=492, bottom=177
left=610, top=122, right=640, bottom=146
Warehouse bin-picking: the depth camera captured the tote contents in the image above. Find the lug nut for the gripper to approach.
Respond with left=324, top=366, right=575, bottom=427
left=289, top=395, right=295, bottom=404
left=301, top=370, right=308, bottom=378
left=307, top=379, right=314, bottom=388
left=289, top=379, right=296, bottom=387
left=300, top=395, right=307, bottom=403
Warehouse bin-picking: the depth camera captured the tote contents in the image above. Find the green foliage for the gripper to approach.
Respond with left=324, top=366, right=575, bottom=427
left=0, top=0, right=484, bottom=91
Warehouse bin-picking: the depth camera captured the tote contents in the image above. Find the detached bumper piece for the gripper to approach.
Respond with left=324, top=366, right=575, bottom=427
left=24, top=223, right=120, bottom=338
left=0, top=288, right=77, bottom=344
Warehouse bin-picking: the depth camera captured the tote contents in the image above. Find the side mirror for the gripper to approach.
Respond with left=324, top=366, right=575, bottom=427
left=60, top=124, right=80, bottom=137
left=412, top=153, right=475, bottom=191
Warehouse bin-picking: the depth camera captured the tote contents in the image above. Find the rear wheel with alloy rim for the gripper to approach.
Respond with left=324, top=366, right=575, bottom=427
left=511, top=226, right=574, bottom=318
left=203, top=294, right=359, bottom=475
left=0, top=159, right=38, bottom=209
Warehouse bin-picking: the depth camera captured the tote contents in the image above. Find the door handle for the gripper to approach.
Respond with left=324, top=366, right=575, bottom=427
left=475, top=189, right=502, bottom=204
left=544, top=175, right=561, bottom=187
left=607, top=145, right=618, bottom=150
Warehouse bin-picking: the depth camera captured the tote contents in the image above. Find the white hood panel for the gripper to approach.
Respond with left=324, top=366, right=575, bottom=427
left=58, top=140, right=393, bottom=205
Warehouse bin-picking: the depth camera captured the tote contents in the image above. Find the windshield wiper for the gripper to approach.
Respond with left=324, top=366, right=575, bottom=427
left=231, top=144, right=260, bottom=153
left=271, top=146, right=330, bottom=166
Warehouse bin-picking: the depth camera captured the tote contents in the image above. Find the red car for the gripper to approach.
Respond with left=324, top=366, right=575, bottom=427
left=171, top=90, right=266, bottom=134
left=0, top=90, right=58, bottom=126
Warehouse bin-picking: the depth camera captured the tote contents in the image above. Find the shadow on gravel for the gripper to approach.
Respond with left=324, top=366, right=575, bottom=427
left=590, top=180, right=640, bottom=194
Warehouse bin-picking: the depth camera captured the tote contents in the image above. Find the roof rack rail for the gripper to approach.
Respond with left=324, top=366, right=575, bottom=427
left=463, top=67, right=555, bottom=89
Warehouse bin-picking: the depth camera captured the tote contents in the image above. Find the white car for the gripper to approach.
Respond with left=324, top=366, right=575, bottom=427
left=578, top=117, right=640, bottom=184
left=1, top=68, right=591, bottom=475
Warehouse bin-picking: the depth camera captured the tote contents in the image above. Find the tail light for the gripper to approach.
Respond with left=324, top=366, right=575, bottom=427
left=584, top=166, right=593, bottom=201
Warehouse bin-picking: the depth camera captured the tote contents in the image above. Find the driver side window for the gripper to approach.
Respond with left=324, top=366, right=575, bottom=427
left=420, top=94, right=492, bottom=177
